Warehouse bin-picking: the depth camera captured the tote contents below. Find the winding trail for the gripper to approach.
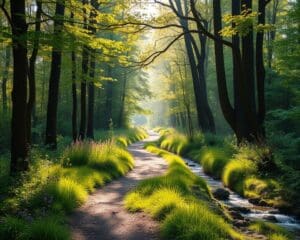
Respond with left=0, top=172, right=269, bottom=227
left=69, top=132, right=168, bottom=240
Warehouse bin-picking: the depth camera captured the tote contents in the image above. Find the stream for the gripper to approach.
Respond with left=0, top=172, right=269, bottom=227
left=183, top=158, right=300, bottom=236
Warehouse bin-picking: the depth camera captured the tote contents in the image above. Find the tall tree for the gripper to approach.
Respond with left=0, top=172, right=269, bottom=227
left=87, top=0, right=99, bottom=139
left=71, top=12, right=78, bottom=142
left=205, top=0, right=271, bottom=142
left=79, top=0, right=89, bottom=140
left=10, top=0, right=29, bottom=172
left=45, top=0, right=65, bottom=149
left=174, top=0, right=215, bottom=133
left=27, top=0, right=42, bottom=144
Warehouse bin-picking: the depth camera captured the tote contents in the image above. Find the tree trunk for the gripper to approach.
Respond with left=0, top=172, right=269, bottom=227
left=256, top=0, right=269, bottom=138
left=104, top=65, right=113, bottom=130
left=79, top=0, right=89, bottom=140
left=27, top=0, right=42, bottom=144
left=86, top=53, right=95, bottom=139
left=118, top=69, right=127, bottom=128
left=71, top=50, right=78, bottom=142
left=2, top=46, right=10, bottom=114
left=45, top=0, right=65, bottom=149
left=176, top=0, right=215, bottom=133
left=87, top=0, right=98, bottom=139
left=10, top=0, right=29, bottom=173
left=212, top=0, right=236, bottom=132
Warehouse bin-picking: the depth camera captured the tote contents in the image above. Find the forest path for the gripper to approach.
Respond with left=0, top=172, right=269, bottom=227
left=69, top=132, right=168, bottom=240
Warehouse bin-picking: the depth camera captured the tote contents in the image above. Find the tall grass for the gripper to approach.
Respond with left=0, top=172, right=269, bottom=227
left=0, top=128, right=146, bottom=240
left=125, top=146, right=243, bottom=240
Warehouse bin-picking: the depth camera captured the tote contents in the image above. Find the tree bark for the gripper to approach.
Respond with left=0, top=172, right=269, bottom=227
left=10, top=0, right=29, bottom=173
left=2, top=46, right=10, bottom=114
left=45, top=0, right=65, bottom=149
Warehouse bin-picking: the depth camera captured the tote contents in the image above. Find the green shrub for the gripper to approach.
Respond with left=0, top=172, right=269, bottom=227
left=222, top=159, right=257, bottom=195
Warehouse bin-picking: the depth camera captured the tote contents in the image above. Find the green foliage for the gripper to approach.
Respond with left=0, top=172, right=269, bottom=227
left=222, top=158, right=257, bottom=195
left=125, top=145, right=242, bottom=240
left=47, top=177, right=88, bottom=213
left=0, top=216, right=27, bottom=240
left=197, top=146, right=232, bottom=179
left=24, top=217, right=71, bottom=240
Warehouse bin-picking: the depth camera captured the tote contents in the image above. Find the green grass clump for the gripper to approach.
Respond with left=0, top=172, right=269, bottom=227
left=24, top=217, right=71, bottom=240
left=161, top=203, right=241, bottom=240
left=249, top=221, right=294, bottom=240
left=243, top=177, right=285, bottom=207
left=222, top=158, right=257, bottom=195
left=160, top=131, right=189, bottom=155
left=197, top=146, right=232, bottom=179
left=48, top=177, right=88, bottom=212
left=125, top=146, right=243, bottom=240
left=0, top=216, right=27, bottom=240
left=95, top=127, right=148, bottom=147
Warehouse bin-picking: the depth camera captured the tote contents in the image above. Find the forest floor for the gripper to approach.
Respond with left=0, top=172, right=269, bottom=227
left=68, top=132, right=168, bottom=240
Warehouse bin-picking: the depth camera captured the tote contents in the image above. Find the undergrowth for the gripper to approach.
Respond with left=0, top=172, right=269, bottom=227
left=0, top=128, right=146, bottom=240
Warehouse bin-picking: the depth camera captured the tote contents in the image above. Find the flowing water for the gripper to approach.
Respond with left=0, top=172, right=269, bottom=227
left=183, top=158, right=300, bottom=235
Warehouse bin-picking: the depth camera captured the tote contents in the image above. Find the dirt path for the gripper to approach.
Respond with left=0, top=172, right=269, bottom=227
left=69, top=132, right=168, bottom=240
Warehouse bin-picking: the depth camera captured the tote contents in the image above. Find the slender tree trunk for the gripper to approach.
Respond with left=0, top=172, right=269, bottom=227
left=71, top=11, right=78, bottom=142
left=27, top=0, right=42, bottom=144
left=86, top=53, right=95, bottom=139
left=10, top=0, right=29, bottom=173
left=176, top=0, right=215, bottom=133
left=45, top=0, right=65, bottom=149
left=256, top=0, right=269, bottom=138
left=104, top=65, right=113, bottom=130
left=267, top=0, right=279, bottom=69
left=118, top=69, right=127, bottom=128
left=2, top=46, right=10, bottom=114
left=87, top=0, right=98, bottom=139
left=71, top=50, right=78, bottom=142
left=212, top=0, right=236, bottom=132
left=79, top=0, right=89, bottom=140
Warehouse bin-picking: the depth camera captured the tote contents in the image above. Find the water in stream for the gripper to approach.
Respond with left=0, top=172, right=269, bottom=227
left=183, top=158, right=300, bottom=236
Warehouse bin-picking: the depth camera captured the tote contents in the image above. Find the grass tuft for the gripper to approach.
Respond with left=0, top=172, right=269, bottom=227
left=222, top=158, right=257, bottom=195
